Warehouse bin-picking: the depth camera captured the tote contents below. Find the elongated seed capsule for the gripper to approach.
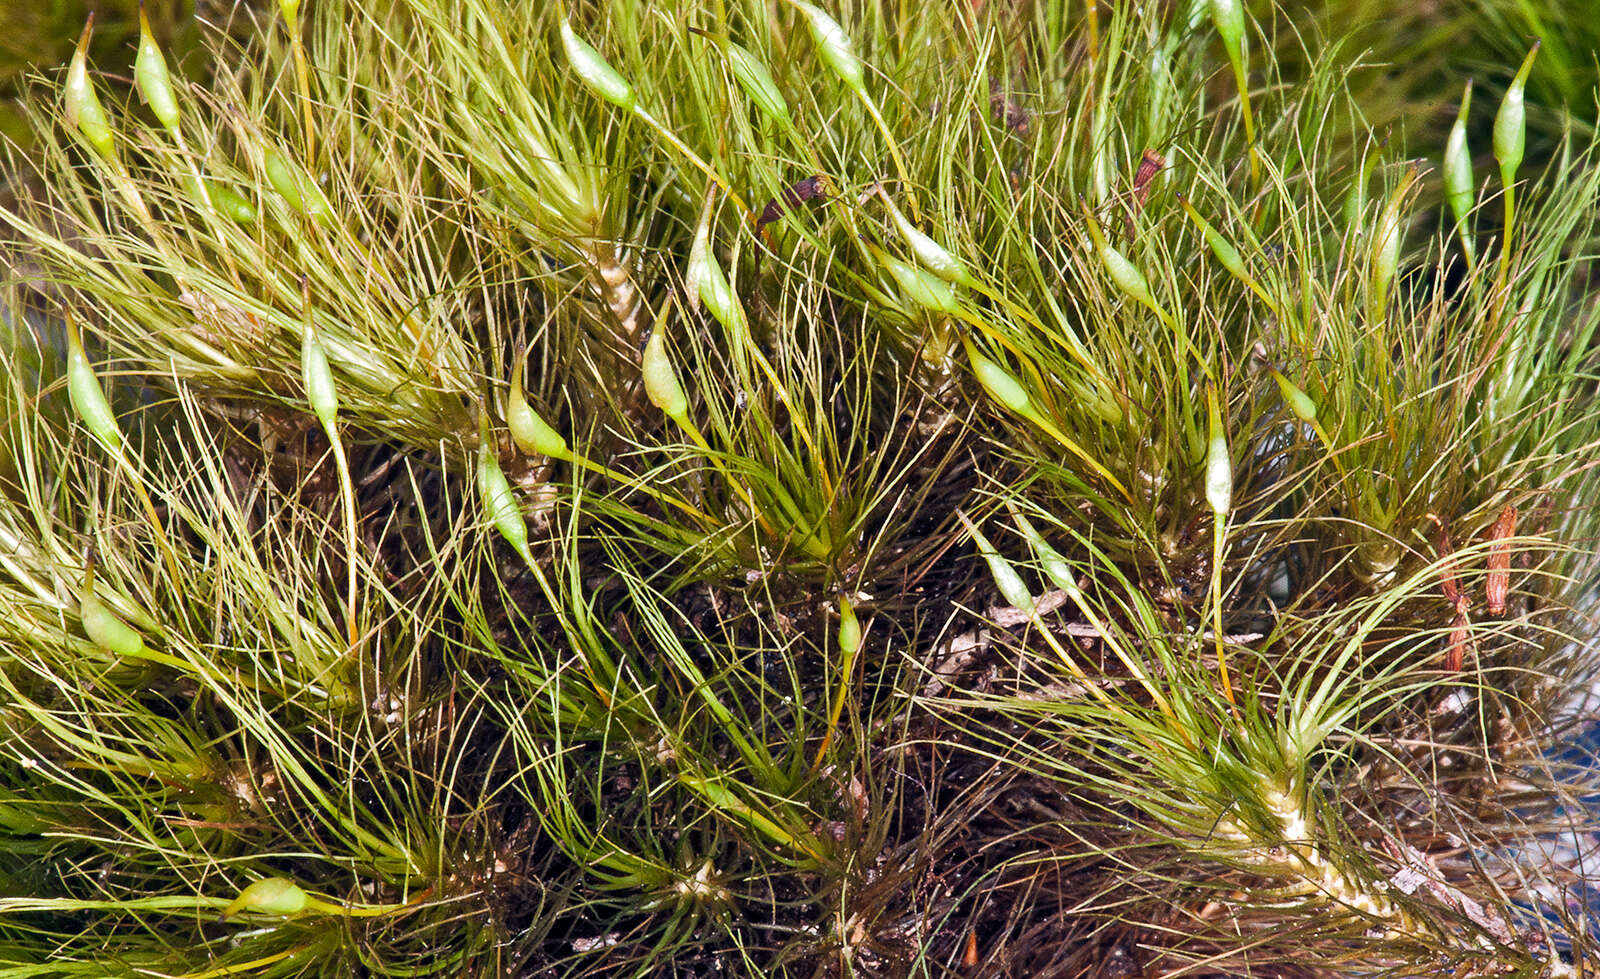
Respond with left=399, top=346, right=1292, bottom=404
left=1442, top=82, right=1475, bottom=241
left=708, top=34, right=791, bottom=128
left=64, top=18, right=116, bottom=162
left=184, top=175, right=257, bottom=224
left=642, top=328, right=689, bottom=422
left=1370, top=166, right=1418, bottom=313
left=791, top=1, right=864, bottom=92
left=1494, top=43, right=1540, bottom=186
left=477, top=422, right=533, bottom=564
left=687, top=202, right=746, bottom=335
left=837, top=597, right=861, bottom=657
left=80, top=564, right=145, bottom=656
left=134, top=5, right=181, bottom=137
left=1175, top=194, right=1248, bottom=281
left=879, top=248, right=960, bottom=317
left=962, top=516, right=1034, bottom=614
left=223, top=877, right=307, bottom=919
left=82, top=595, right=145, bottom=655
left=1205, top=387, right=1231, bottom=517
left=967, top=346, right=1031, bottom=415
left=263, top=147, right=303, bottom=208
left=277, top=0, right=301, bottom=20
left=1011, top=510, right=1078, bottom=596
left=263, top=146, right=333, bottom=226
left=508, top=352, right=569, bottom=459
left=1208, top=0, right=1244, bottom=58
left=560, top=20, right=636, bottom=111
left=1083, top=211, right=1163, bottom=316
left=1269, top=370, right=1317, bottom=423
left=880, top=191, right=975, bottom=287
left=300, top=320, right=338, bottom=433
left=65, top=316, right=124, bottom=455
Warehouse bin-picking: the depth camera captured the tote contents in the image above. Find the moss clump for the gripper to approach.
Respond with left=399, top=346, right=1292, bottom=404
left=3, top=0, right=1600, bottom=975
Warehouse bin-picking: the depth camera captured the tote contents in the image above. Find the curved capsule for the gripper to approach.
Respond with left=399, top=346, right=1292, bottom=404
left=791, top=1, right=864, bottom=93
left=560, top=20, right=636, bottom=111
left=507, top=351, right=569, bottom=459
left=477, top=434, right=532, bottom=564
left=135, top=6, right=181, bottom=137
left=65, top=317, right=125, bottom=455
left=81, top=590, right=146, bottom=656
left=223, top=877, right=308, bottom=918
left=642, top=329, right=689, bottom=422
left=65, top=18, right=116, bottom=161
left=1494, top=43, right=1540, bottom=184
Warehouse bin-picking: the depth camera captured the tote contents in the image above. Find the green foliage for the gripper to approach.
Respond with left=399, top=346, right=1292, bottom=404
left=3, top=0, right=1600, bottom=975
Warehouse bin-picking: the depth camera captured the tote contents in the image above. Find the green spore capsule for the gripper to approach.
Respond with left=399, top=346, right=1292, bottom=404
left=642, top=328, right=690, bottom=423
left=1205, top=387, right=1232, bottom=518
left=477, top=424, right=534, bottom=565
left=134, top=5, right=181, bottom=137
left=81, top=590, right=145, bottom=656
left=65, top=316, right=125, bottom=456
left=507, top=351, right=569, bottom=459
left=263, top=146, right=333, bottom=225
left=186, top=177, right=258, bottom=225
left=1494, top=42, right=1540, bottom=185
left=791, top=1, right=864, bottom=92
left=64, top=17, right=116, bottom=162
left=1442, top=82, right=1475, bottom=235
left=300, top=321, right=338, bottom=433
left=968, top=346, right=1031, bottom=415
left=560, top=20, right=636, bottom=111
left=223, top=877, right=307, bottom=919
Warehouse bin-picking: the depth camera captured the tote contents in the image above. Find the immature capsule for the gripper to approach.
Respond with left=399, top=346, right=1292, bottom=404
left=507, top=352, right=569, bottom=459
left=1269, top=371, right=1318, bottom=424
left=81, top=583, right=145, bottom=657
left=263, top=146, right=333, bottom=225
left=1494, top=43, right=1541, bottom=185
left=78, top=551, right=146, bottom=656
left=185, top=175, right=257, bottom=224
left=791, top=1, right=865, bottom=93
left=1204, top=387, right=1232, bottom=518
left=134, top=5, right=182, bottom=138
left=560, top=20, right=636, bottom=111
left=967, top=346, right=1031, bottom=415
left=223, top=877, right=307, bottom=918
left=837, top=597, right=861, bottom=658
left=696, top=32, right=792, bottom=129
left=962, top=516, right=1034, bottom=615
left=686, top=202, right=746, bottom=336
left=300, top=319, right=338, bottom=433
left=879, top=249, right=960, bottom=317
left=477, top=422, right=533, bottom=565
left=64, top=17, right=116, bottom=162
left=1442, top=82, right=1475, bottom=236
left=65, top=316, right=124, bottom=456
left=642, top=329, right=690, bottom=423
left=880, top=192, right=974, bottom=287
